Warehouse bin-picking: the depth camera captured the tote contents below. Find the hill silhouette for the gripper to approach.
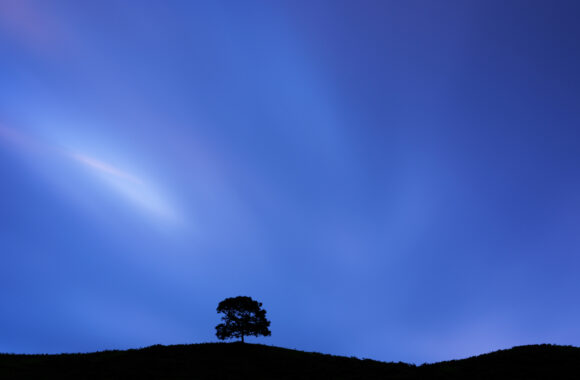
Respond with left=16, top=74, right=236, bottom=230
left=0, top=343, right=578, bottom=379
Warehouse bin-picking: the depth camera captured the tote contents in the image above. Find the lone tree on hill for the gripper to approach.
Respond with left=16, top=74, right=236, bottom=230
left=215, top=296, right=271, bottom=343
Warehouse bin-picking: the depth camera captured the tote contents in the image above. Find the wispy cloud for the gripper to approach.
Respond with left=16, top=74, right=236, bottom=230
left=68, top=151, right=179, bottom=224
left=1, top=123, right=179, bottom=224
left=70, top=153, right=144, bottom=185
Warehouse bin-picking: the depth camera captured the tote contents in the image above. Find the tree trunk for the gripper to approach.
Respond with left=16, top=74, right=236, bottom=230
left=241, top=334, right=244, bottom=343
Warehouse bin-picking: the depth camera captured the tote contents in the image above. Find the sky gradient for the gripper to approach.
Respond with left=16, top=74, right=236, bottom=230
left=1, top=0, right=579, bottom=363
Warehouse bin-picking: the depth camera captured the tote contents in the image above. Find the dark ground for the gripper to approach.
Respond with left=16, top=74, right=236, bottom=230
left=0, top=342, right=578, bottom=379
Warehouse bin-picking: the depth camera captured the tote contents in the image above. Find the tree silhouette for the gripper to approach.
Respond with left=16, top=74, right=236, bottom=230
left=215, top=296, right=271, bottom=343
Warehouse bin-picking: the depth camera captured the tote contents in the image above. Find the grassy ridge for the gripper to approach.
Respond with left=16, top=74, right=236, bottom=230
left=0, top=343, right=578, bottom=379
left=423, top=344, right=580, bottom=379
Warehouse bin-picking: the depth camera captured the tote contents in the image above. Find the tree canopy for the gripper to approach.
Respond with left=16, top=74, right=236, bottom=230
left=215, top=296, right=271, bottom=343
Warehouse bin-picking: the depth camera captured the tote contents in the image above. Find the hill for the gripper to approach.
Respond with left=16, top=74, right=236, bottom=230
left=0, top=343, right=578, bottom=379
left=422, top=344, right=580, bottom=379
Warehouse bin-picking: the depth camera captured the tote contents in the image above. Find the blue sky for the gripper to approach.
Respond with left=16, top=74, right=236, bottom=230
left=1, top=0, right=579, bottom=363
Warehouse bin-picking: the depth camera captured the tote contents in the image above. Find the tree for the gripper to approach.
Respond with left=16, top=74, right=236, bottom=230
left=215, top=296, right=271, bottom=343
